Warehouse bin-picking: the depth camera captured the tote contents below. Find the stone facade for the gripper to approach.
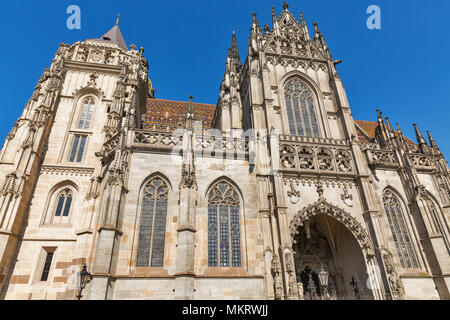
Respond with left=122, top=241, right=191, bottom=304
left=0, top=2, right=449, bottom=300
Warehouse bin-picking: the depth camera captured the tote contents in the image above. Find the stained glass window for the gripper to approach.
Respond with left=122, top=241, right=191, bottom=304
left=284, top=78, right=321, bottom=138
left=382, top=190, right=419, bottom=268
left=208, top=181, right=241, bottom=267
left=136, top=177, right=169, bottom=267
left=78, top=97, right=95, bottom=130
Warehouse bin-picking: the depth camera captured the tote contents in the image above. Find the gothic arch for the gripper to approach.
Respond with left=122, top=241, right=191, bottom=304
left=139, top=172, right=173, bottom=194
left=40, top=180, right=79, bottom=226
left=278, top=71, right=329, bottom=138
left=134, top=172, right=172, bottom=268
left=73, top=86, right=103, bottom=103
left=289, top=198, right=375, bottom=258
left=381, top=187, right=421, bottom=269
left=205, top=177, right=247, bottom=268
left=205, top=176, right=243, bottom=202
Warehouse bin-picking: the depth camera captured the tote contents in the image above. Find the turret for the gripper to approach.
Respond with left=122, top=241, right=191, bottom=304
left=214, top=29, right=244, bottom=134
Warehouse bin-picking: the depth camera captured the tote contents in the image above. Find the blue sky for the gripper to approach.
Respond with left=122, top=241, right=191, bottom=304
left=0, top=0, right=448, bottom=158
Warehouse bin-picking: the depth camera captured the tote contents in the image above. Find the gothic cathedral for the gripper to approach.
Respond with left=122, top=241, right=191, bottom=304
left=0, top=2, right=449, bottom=300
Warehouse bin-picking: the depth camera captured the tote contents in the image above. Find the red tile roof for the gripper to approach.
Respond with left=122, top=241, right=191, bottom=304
left=354, top=120, right=416, bottom=146
left=144, top=98, right=216, bottom=130
left=144, top=99, right=417, bottom=147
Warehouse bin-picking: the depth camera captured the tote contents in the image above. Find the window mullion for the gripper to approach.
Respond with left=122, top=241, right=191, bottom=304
left=149, top=194, right=157, bottom=266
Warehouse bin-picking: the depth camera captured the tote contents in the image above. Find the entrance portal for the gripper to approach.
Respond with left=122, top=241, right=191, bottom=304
left=293, top=214, right=374, bottom=300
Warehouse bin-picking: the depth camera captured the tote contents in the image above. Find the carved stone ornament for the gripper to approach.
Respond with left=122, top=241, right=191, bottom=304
left=341, top=186, right=354, bottom=207
left=289, top=198, right=375, bottom=259
left=382, top=251, right=404, bottom=300
left=287, top=179, right=301, bottom=204
left=271, top=254, right=283, bottom=300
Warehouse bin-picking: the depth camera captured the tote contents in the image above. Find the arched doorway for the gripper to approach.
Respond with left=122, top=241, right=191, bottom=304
left=290, top=200, right=380, bottom=300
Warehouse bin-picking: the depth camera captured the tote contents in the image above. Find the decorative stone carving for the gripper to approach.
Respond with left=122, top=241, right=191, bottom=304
left=285, top=253, right=299, bottom=299
left=271, top=254, right=283, bottom=300
left=289, top=199, right=374, bottom=258
left=6, top=122, right=19, bottom=141
left=287, top=180, right=301, bottom=204
left=0, top=172, right=28, bottom=198
left=40, top=166, right=95, bottom=177
left=279, top=141, right=354, bottom=174
left=382, top=251, right=403, bottom=300
left=341, top=186, right=353, bottom=207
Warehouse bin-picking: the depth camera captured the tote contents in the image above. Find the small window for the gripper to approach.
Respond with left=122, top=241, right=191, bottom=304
left=40, top=252, right=54, bottom=282
left=78, top=97, right=95, bottom=130
left=54, top=189, right=73, bottom=218
left=69, top=135, right=87, bottom=162
left=42, top=186, right=76, bottom=225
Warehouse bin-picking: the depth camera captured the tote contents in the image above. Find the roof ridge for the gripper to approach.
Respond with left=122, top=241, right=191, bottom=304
left=148, top=98, right=216, bottom=107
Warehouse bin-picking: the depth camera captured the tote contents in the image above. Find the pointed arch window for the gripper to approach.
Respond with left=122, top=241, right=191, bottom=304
left=382, top=190, right=419, bottom=268
left=78, top=97, right=95, bottom=130
left=284, top=78, right=321, bottom=138
left=136, top=177, right=169, bottom=267
left=428, top=201, right=450, bottom=254
left=208, top=181, right=241, bottom=267
left=42, top=186, right=76, bottom=225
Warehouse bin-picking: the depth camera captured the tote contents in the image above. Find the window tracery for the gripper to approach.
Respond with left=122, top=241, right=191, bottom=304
left=284, top=78, right=320, bottom=138
left=78, top=97, right=95, bottom=130
left=382, top=190, right=419, bottom=269
left=208, top=181, right=241, bottom=267
left=136, top=177, right=169, bottom=267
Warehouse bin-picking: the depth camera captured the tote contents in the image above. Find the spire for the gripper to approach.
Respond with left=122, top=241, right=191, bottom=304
left=228, top=28, right=242, bottom=70
left=300, top=11, right=305, bottom=25
left=272, top=6, right=277, bottom=25
left=98, top=20, right=128, bottom=50
left=413, top=123, right=428, bottom=146
left=252, top=12, right=261, bottom=31
left=313, top=22, right=329, bottom=55
left=300, top=11, right=311, bottom=40
left=385, top=117, right=396, bottom=137
left=271, top=7, right=280, bottom=35
left=396, top=123, right=407, bottom=147
left=116, top=13, right=120, bottom=25
left=427, top=131, right=440, bottom=151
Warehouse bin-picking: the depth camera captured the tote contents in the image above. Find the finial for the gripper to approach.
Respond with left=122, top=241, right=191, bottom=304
left=427, top=131, right=439, bottom=149
left=313, top=22, right=319, bottom=32
left=413, top=123, right=428, bottom=146
left=116, top=13, right=120, bottom=25
left=300, top=11, right=305, bottom=24
left=283, top=1, right=289, bottom=10
left=385, top=117, right=394, bottom=132
left=376, top=109, right=383, bottom=119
